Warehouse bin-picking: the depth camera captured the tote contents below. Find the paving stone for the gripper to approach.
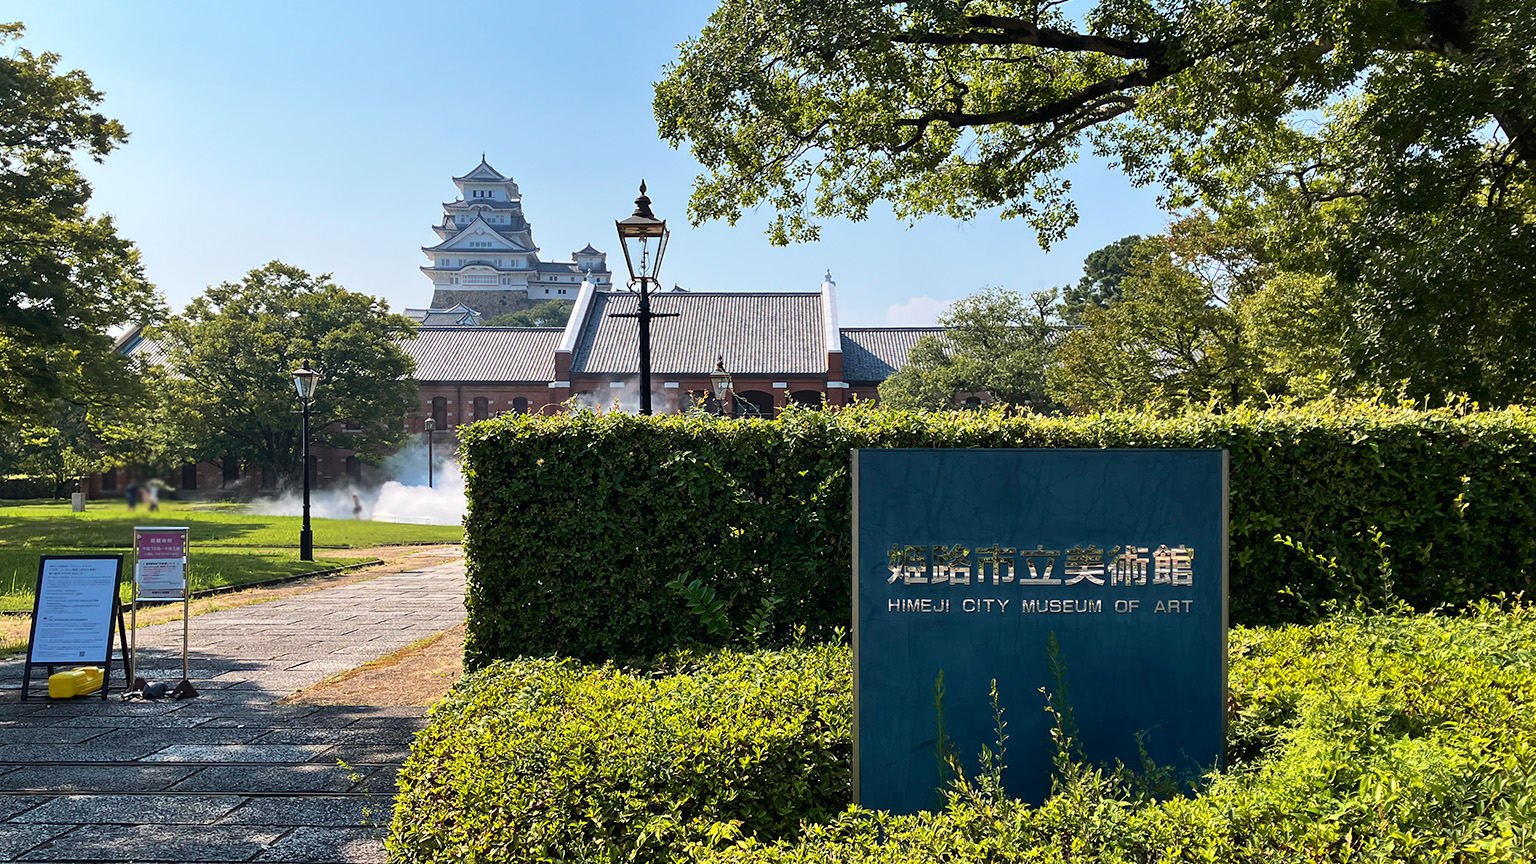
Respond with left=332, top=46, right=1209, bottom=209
left=12, top=795, right=246, bottom=825
left=252, top=826, right=385, bottom=863
left=0, top=796, right=47, bottom=821
left=0, top=824, right=73, bottom=860
left=85, top=727, right=271, bottom=750
left=0, top=743, right=161, bottom=764
left=0, top=766, right=200, bottom=794
left=322, top=745, right=411, bottom=765
left=251, top=728, right=419, bottom=747
left=0, top=729, right=106, bottom=746
left=48, top=715, right=211, bottom=729
left=168, top=764, right=362, bottom=794
left=23, top=701, right=191, bottom=718
left=219, top=796, right=376, bottom=827
left=351, top=766, right=400, bottom=795
left=142, top=744, right=332, bottom=763
left=19, top=823, right=285, bottom=861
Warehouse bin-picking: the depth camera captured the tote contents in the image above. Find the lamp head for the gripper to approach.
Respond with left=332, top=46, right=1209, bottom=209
left=292, top=360, right=321, bottom=402
left=710, top=356, right=732, bottom=402
left=615, top=180, right=669, bottom=285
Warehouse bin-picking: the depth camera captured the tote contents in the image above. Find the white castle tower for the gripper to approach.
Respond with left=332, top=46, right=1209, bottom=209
left=422, top=157, right=612, bottom=309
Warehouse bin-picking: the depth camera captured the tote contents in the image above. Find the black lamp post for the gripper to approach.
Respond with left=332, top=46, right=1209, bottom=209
left=292, top=360, right=322, bottom=562
left=612, top=181, right=678, bottom=415
left=424, top=417, right=436, bottom=488
left=710, top=357, right=732, bottom=417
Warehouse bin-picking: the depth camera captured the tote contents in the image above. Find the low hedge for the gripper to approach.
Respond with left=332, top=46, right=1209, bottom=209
left=386, top=643, right=850, bottom=864
left=390, top=604, right=1536, bottom=862
left=460, top=401, right=1536, bottom=665
left=691, top=603, right=1536, bottom=863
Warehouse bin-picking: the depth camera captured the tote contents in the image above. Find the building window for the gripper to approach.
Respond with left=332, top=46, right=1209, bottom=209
left=346, top=455, right=361, bottom=481
left=181, top=463, right=198, bottom=491
left=431, top=397, right=448, bottom=428
left=473, top=397, right=489, bottom=421
left=513, top=397, right=529, bottom=415
left=101, top=468, right=117, bottom=491
left=222, top=456, right=239, bottom=486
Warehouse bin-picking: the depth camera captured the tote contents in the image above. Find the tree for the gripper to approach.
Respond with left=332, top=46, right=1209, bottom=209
left=483, top=300, right=572, bottom=328
left=0, top=23, right=160, bottom=430
left=879, top=286, right=1059, bottom=410
left=657, top=1, right=1536, bottom=247
left=156, top=262, right=418, bottom=479
left=1058, top=234, right=1142, bottom=325
left=1049, top=225, right=1262, bottom=412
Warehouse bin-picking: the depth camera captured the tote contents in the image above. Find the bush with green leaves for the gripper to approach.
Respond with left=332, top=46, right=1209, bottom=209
left=386, top=642, right=850, bottom=864
left=460, top=400, right=1536, bottom=666
left=691, top=602, right=1536, bottom=863
left=390, top=603, right=1536, bottom=862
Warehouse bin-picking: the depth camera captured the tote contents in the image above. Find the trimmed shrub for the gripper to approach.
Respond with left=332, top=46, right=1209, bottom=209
left=390, top=604, right=1536, bottom=863
left=460, top=401, right=1536, bottom=665
left=386, top=643, right=850, bottom=864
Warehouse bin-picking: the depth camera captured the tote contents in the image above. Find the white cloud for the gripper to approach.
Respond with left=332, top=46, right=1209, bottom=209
left=884, top=295, right=949, bottom=327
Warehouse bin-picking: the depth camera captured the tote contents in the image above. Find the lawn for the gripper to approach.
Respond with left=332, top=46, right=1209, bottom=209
left=0, top=498, right=462, bottom=612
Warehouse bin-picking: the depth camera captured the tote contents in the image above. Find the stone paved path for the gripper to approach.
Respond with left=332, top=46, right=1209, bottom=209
left=0, top=549, right=465, bottom=863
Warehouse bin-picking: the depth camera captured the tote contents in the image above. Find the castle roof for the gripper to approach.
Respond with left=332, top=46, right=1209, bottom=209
left=576, top=244, right=603, bottom=256
left=452, top=156, right=508, bottom=183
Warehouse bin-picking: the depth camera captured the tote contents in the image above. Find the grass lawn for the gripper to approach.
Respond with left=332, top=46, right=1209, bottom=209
left=0, top=498, right=462, bottom=612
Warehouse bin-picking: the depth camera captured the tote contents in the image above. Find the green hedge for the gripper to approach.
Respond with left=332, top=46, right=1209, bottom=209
left=691, top=604, right=1536, bottom=863
left=389, top=605, right=1536, bottom=862
left=460, top=401, right=1536, bottom=665
left=385, top=643, right=850, bottom=864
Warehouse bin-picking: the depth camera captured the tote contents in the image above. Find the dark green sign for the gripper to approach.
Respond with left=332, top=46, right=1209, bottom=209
left=853, top=449, right=1227, bottom=813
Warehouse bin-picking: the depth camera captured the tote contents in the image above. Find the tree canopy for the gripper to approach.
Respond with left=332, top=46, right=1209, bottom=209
left=155, top=262, right=419, bottom=479
left=0, top=23, right=159, bottom=430
left=657, top=0, right=1535, bottom=245
left=483, top=299, right=573, bottom=328
left=878, top=286, right=1058, bottom=410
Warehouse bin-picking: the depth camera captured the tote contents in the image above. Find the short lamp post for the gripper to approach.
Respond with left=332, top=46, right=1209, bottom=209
left=710, top=357, right=732, bottom=417
left=424, top=417, right=436, bottom=489
left=612, top=181, right=679, bottom=416
left=292, top=360, right=322, bottom=562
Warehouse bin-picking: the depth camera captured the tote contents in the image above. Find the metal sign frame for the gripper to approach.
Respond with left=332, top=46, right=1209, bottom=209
left=22, top=555, right=128, bottom=700
left=131, top=526, right=197, bottom=698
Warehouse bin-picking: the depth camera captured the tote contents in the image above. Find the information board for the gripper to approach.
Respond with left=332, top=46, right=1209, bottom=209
left=852, top=449, right=1227, bottom=813
left=134, top=527, right=188, bottom=600
left=27, top=556, right=123, bottom=664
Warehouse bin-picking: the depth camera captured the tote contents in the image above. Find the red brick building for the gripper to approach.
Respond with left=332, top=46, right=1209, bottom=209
left=109, top=274, right=934, bottom=497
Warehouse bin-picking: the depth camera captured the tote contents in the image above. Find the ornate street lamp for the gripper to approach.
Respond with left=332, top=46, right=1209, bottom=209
left=612, top=181, right=678, bottom=415
left=710, top=357, right=733, bottom=417
left=292, top=360, right=322, bottom=562
left=424, top=417, right=437, bottom=489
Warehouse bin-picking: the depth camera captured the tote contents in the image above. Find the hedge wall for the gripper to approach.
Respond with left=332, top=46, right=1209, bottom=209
left=459, top=402, right=1536, bottom=666
left=387, top=644, right=850, bottom=864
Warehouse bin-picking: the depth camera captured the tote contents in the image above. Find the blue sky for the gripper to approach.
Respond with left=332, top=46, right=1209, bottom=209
left=17, top=1, right=1169, bottom=327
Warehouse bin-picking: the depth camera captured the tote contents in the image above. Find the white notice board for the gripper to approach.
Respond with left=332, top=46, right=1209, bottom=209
left=27, top=556, right=123, bottom=664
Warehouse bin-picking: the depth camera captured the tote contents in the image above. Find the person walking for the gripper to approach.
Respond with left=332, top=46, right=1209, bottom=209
left=146, top=481, right=160, bottom=512
left=351, top=493, right=363, bottom=520
left=125, top=481, right=138, bottom=511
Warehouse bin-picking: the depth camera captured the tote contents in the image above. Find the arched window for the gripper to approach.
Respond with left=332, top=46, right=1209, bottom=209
left=181, top=463, right=198, bottom=491
left=473, top=397, right=489, bottom=421
left=963, top=396, right=983, bottom=408
left=345, top=455, right=362, bottom=481
left=101, top=468, right=117, bottom=491
left=513, top=397, right=529, bottom=415
left=222, top=456, right=240, bottom=486
left=431, top=397, right=448, bottom=428
left=734, top=390, right=774, bottom=417
left=789, top=390, right=823, bottom=409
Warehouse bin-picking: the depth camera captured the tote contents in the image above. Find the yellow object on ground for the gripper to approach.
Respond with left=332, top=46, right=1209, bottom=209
left=48, top=667, right=103, bottom=698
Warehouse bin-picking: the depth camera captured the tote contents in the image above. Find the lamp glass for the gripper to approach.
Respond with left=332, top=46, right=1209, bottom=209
left=710, top=366, right=732, bottom=401
left=618, top=224, right=668, bottom=283
left=424, top=418, right=436, bottom=432
left=292, top=366, right=321, bottom=401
